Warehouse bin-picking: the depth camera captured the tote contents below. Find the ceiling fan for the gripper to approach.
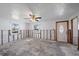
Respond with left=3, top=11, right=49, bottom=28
left=24, top=14, right=42, bottom=22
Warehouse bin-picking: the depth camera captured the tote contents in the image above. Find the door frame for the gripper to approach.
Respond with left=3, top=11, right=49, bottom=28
left=78, top=30, right=79, bottom=50
left=70, top=16, right=79, bottom=50
left=56, top=20, right=69, bottom=43
left=71, top=16, right=78, bottom=44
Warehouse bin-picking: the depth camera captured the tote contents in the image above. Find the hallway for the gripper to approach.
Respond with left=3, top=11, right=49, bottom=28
left=0, top=38, right=79, bottom=56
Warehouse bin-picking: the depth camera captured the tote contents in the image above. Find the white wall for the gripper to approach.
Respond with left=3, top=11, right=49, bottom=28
left=30, top=20, right=56, bottom=30
left=27, top=19, right=56, bottom=40
left=0, top=18, right=30, bottom=44
left=0, top=18, right=28, bottom=30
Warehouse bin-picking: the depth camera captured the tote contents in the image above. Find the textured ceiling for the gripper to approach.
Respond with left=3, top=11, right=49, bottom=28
left=0, top=3, right=79, bottom=22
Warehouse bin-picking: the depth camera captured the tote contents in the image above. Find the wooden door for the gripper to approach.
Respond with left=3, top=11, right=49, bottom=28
left=56, top=21, right=68, bottom=42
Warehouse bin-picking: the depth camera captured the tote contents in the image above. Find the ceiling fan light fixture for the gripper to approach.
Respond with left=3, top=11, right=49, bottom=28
left=32, top=19, right=36, bottom=22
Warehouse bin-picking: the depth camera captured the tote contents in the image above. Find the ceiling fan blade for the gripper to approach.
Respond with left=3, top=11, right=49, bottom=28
left=35, top=17, right=42, bottom=19
left=24, top=18, right=31, bottom=19
left=35, top=19, right=39, bottom=21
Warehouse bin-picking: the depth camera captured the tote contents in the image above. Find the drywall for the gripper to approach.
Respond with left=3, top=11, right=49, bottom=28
left=0, top=18, right=28, bottom=30
left=30, top=19, right=56, bottom=30
left=0, top=18, right=30, bottom=44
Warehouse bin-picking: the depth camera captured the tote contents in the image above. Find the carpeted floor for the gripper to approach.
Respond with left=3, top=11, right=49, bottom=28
left=0, top=38, right=79, bottom=56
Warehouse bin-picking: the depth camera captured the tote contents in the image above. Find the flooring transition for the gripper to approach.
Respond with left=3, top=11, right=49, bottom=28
left=0, top=38, right=79, bottom=56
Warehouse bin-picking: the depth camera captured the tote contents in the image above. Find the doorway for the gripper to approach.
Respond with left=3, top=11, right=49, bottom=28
left=56, top=21, right=69, bottom=43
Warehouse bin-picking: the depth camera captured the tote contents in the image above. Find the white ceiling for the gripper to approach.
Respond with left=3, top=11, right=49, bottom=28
left=0, top=3, right=79, bottom=22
